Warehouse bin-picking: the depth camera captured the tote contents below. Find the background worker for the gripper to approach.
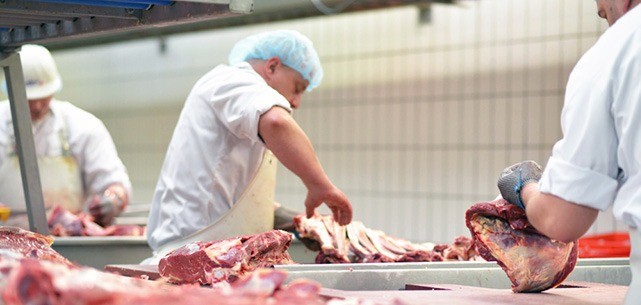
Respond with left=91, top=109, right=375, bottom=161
left=497, top=1, right=641, bottom=304
left=0, top=44, right=132, bottom=227
left=146, top=30, right=353, bottom=262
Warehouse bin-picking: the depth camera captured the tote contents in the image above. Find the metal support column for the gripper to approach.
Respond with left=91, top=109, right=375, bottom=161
left=0, top=49, right=48, bottom=234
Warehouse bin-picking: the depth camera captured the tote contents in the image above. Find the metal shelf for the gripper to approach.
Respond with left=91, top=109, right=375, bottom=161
left=0, top=0, right=252, bottom=49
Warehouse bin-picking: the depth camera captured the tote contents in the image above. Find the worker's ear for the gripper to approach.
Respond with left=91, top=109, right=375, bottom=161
left=265, top=57, right=282, bottom=75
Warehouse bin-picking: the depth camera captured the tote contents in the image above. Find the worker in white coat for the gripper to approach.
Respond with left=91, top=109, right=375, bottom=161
left=0, top=44, right=132, bottom=227
left=145, top=30, right=353, bottom=263
left=497, top=1, right=641, bottom=304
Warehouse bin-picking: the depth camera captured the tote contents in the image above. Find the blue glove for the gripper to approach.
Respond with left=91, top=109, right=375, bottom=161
left=88, top=189, right=125, bottom=226
left=497, top=160, right=543, bottom=209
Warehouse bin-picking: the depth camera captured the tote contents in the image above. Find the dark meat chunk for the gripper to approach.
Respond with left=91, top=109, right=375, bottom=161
left=465, top=199, right=578, bottom=292
left=158, top=230, right=294, bottom=285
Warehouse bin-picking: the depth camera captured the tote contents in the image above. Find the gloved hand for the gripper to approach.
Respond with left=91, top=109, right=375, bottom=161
left=88, top=189, right=125, bottom=227
left=497, top=160, right=543, bottom=209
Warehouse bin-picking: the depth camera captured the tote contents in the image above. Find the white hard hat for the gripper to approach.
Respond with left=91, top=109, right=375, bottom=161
left=19, top=44, right=62, bottom=99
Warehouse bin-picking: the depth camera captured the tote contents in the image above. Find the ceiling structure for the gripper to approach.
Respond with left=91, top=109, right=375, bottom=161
left=0, top=0, right=452, bottom=51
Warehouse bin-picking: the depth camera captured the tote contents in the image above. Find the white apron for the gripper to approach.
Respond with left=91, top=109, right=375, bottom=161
left=625, top=228, right=641, bottom=305
left=144, top=149, right=277, bottom=265
left=0, top=120, right=82, bottom=228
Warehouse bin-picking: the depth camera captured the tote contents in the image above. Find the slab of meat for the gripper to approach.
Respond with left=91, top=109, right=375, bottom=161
left=294, top=214, right=478, bottom=263
left=295, top=214, right=351, bottom=263
left=465, top=198, right=578, bottom=292
left=47, top=205, right=145, bottom=237
left=158, top=230, right=295, bottom=285
left=0, top=226, right=404, bottom=305
left=2, top=258, right=334, bottom=305
left=0, top=226, right=73, bottom=267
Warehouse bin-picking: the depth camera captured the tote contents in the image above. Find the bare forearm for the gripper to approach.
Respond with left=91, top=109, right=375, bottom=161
left=258, top=107, right=353, bottom=225
left=258, top=107, right=331, bottom=189
left=521, top=183, right=598, bottom=242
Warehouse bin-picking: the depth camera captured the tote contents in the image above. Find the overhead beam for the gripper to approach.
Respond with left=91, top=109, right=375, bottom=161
left=41, top=0, right=442, bottom=50
left=0, top=0, right=251, bottom=48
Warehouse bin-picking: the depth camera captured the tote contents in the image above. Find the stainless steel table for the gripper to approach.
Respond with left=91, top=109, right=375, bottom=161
left=275, top=258, right=631, bottom=290
left=51, top=236, right=152, bottom=269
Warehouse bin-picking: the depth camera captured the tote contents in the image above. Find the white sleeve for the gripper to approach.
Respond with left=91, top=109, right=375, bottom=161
left=211, top=84, right=291, bottom=143
left=538, top=52, right=619, bottom=211
left=67, top=111, right=132, bottom=202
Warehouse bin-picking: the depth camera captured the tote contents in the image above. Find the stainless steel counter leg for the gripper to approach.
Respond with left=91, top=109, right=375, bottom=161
left=0, top=49, right=48, bottom=234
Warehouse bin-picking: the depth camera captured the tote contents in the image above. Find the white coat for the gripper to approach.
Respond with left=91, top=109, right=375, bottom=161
left=538, top=5, right=641, bottom=304
left=0, top=99, right=132, bottom=225
left=146, top=62, right=291, bottom=251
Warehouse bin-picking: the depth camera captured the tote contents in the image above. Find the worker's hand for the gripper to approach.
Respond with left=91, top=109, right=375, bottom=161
left=304, top=184, right=353, bottom=226
left=88, top=187, right=126, bottom=227
left=497, top=160, right=543, bottom=209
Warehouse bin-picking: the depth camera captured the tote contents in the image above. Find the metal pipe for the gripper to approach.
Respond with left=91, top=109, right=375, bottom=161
left=0, top=49, right=48, bottom=234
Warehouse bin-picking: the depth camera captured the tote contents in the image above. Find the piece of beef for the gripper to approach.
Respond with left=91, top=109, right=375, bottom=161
left=2, top=258, right=169, bottom=305
left=273, top=279, right=325, bottom=305
left=158, top=230, right=295, bottom=285
left=2, top=259, right=327, bottom=305
left=47, top=205, right=84, bottom=236
left=242, top=230, right=295, bottom=269
left=295, top=214, right=471, bottom=264
left=0, top=227, right=403, bottom=305
left=105, top=224, right=145, bottom=236
left=231, top=268, right=289, bottom=297
left=47, top=205, right=145, bottom=237
left=321, top=216, right=351, bottom=261
left=348, top=221, right=380, bottom=256
left=431, top=236, right=479, bottom=261
left=364, top=229, right=403, bottom=259
left=295, top=215, right=350, bottom=264
left=465, top=199, right=578, bottom=292
left=232, top=269, right=325, bottom=305
left=0, top=226, right=73, bottom=267
left=396, top=250, right=443, bottom=262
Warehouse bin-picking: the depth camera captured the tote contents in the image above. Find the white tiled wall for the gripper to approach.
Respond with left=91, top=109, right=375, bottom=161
left=5, top=0, right=624, bottom=243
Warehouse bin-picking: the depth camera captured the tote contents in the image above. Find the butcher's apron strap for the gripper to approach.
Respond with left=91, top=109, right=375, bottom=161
left=624, top=228, right=640, bottom=305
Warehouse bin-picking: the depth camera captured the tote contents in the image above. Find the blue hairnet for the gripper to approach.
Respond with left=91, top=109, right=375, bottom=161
left=228, top=30, right=323, bottom=92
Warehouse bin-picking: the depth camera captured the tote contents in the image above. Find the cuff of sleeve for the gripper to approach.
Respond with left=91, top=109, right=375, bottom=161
left=539, top=156, right=617, bottom=211
left=245, top=92, right=291, bottom=143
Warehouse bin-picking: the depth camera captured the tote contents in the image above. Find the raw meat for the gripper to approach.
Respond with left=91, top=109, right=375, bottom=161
left=294, top=214, right=478, bottom=263
left=47, top=205, right=145, bottom=237
left=465, top=198, right=578, bottom=292
left=0, top=226, right=403, bottom=305
left=295, top=214, right=351, bottom=263
left=2, top=259, right=332, bottom=305
left=0, top=226, right=73, bottom=266
left=158, top=230, right=295, bottom=285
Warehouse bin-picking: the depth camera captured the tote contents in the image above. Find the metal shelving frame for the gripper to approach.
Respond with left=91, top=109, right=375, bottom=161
left=0, top=50, right=48, bottom=233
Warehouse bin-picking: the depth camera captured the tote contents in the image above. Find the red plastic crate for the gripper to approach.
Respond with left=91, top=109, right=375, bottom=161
left=578, top=232, right=630, bottom=258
